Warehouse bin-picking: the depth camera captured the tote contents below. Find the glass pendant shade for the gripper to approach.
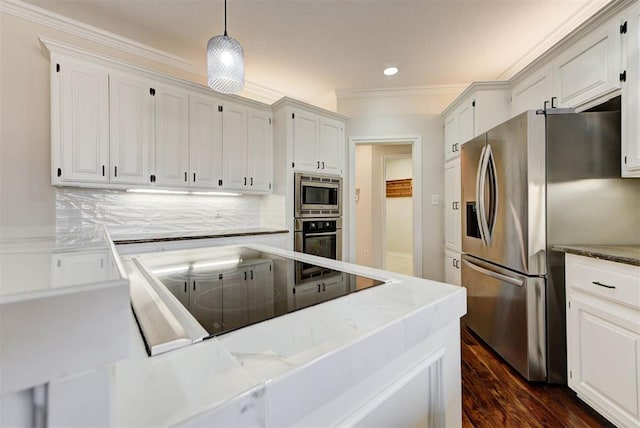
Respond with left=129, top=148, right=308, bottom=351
left=207, top=35, right=245, bottom=94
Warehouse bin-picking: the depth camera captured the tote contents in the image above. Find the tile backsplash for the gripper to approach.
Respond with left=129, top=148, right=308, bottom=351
left=56, top=188, right=265, bottom=236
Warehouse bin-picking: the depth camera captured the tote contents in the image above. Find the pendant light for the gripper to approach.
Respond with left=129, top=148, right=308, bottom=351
left=207, top=0, right=244, bottom=94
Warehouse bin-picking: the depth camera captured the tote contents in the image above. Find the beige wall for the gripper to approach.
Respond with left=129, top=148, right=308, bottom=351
left=354, top=145, right=373, bottom=267
left=385, top=157, right=412, bottom=255
left=338, top=91, right=460, bottom=281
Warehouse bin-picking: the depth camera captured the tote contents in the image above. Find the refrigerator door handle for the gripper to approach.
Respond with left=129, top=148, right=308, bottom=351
left=476, top=145, right=490, bottom=246
left=462, top=258, right=524, bottom=287
left=485, top=144, right=498, bottom=244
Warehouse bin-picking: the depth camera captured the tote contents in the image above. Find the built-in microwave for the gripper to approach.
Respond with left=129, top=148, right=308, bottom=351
left=294, top=173, right=342, bottom=218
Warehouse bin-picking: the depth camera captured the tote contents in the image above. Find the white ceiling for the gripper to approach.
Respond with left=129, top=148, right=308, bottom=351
left=23, top=0, right=611, bottom=104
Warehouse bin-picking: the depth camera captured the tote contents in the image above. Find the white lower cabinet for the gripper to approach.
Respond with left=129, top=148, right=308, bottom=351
left=566, top=254, right=640, bottom=427
left=293, top=273, right=347, bottom=310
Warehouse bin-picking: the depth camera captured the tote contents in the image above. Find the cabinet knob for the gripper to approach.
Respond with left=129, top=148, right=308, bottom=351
left=317, top=161, right=320, bottom=169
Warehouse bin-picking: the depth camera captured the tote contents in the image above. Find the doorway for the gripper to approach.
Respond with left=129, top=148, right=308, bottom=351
left=349, top=136, right=422, bottom=277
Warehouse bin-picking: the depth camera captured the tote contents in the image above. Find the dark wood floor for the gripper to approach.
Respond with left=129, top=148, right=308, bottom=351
left=461, top=326, right=613, bottom=428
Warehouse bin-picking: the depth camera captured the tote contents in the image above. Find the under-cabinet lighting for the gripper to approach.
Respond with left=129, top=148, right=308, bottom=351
left=151, top=264, right=191, bottom=275
left=126, top=189, right=241, bottom=196
left=191, top=258, right=241, bottom=271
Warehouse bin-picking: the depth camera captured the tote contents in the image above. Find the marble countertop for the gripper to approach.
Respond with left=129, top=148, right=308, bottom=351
left=103, top=244, right=466, bottom=426
left=111, top=228, right=289, bottom=245
left=552, top=245, right=640, bottom=266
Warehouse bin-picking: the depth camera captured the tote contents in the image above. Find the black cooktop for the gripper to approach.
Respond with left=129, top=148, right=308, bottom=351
left=143, top=247, right=386, bottom=338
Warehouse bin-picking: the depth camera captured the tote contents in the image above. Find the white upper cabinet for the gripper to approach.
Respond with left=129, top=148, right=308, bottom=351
left=551, top=18, right=622, bottom=108
left=292, top=108, right=345, bottom=175
left=444, top=114, right=459, bottom=161
left=622, top=2, right=640, bottom=177
left=52, top=54, right=109, bottom=184
left=318, top=117, right=345, bottom=175
left=154, top=85, right=189, bottom=187
left=511, top=65, right=553, bottom=116
left=458, top=102, right=475, bottom=144
left=222, top=101, right=249, bottom=190
left=247, top=108, right=274, bottom=192
left=109, top=72, right=154, bottom=185
left=189, top=93, right=223, bottom=189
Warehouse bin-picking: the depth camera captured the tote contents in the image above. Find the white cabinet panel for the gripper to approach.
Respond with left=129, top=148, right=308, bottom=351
left=444, top=114, right=458, bottom=161
left=622, top=3, right=640, bottom=176
left=319, top=117, right=344, bottom=174
left=458, top=102, right=475, bottom=145
left=247, top=108, right=273, bottom=192
left=444, top=158, right=461, bottom=252
left=444, top=250, right=461, bottom=286
left=511, top=65, right=553, bottom=116
left=109, top=72, right=154, bottom=185
left=222, top=102, right=249, bottom=190
left=189, top=93, right=223, bottom=189
left=154, top=85, right=189, bottom=187
left=293, top=109, right=320, bottom=172
left=54, top=55, right=109, bottom=184
left=552, top=21, right=621, bottom=108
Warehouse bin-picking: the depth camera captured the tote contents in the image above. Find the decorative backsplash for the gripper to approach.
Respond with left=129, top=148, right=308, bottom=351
left=55, top=188, right=264, bottom=235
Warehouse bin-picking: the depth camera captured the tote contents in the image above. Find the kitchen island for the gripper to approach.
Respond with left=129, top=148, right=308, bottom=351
left=5, top=238, right=466, bottom=427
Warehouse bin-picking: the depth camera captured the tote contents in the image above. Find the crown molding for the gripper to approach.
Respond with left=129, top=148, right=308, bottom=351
left=335, top=84, right=468, bottom=100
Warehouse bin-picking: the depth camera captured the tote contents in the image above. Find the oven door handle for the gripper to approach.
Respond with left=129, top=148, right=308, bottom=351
left=303, top=232, right=338, bottom=237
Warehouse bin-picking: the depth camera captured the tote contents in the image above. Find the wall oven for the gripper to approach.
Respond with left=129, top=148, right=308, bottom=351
left=294, top=173, right=342, bottom=218
left=294, top=218, right=342, bottom=282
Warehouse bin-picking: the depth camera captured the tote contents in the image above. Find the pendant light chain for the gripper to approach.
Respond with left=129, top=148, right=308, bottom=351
left=224, top=0, right=228, bottom=37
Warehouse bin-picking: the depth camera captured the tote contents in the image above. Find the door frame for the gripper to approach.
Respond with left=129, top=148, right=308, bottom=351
left=348, top=135, right=423, bottom=277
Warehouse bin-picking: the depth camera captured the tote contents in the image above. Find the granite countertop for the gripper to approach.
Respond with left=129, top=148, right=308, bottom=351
left=552, top=245, right=640, bottom=266
left=111, top=228, right=289, bottom=245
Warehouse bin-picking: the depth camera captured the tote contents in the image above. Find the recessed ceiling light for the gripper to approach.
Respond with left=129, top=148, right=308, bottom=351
left=384, top=67, right=399, bottom=76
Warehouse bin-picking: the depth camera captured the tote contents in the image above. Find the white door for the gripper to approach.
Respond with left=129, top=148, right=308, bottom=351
left=154, top=84, right=189, bottom=187
left=189, top=93, right=223, bottom=189
left=221, top=101, right=248, bottom=190
left=444, top=158, right=461, bottom=252
left=247, top=108, right=273, bottom=192
left=293, top=109, right=319, bottom=172
left=56, top=56, right=109, bottom=184
left=319, top=117, right=344, bottom=175
left=109, top=72, right=154, bottom=185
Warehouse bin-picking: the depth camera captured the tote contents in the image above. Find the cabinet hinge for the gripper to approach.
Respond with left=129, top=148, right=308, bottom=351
left=293, top=287, right=296, bottom=294
left=472, top=100, right=476, bottom=107
left=149, top=88, right=156, bottom=96
left=219, top=273, right=223, bottom=280
left=218, top=105, right=223, bottom=112
left=56, top=63, right=60, bottom=73
left=292, top=113, right=295, bottom=119
left=621, top=21, right=628, bottom=34
left=620, top=71, right=627, bottom=82
left=57, top=167, right=62, bottom=177
left=291, top=162, right=295, bottom=168
left=150, top=174, right=156, bottom=183
left=218, top=179, right=223, bottom=186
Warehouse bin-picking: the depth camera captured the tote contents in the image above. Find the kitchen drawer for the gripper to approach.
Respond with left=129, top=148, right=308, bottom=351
left=566, top=254, right=640, bottom=309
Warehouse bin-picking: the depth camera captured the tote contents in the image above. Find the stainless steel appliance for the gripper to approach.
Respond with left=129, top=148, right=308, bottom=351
left=294, top=218, right=342, bottom=282
left=461, top=107, right=640, bottom=383
left=294, top=172, right=342, bottom=217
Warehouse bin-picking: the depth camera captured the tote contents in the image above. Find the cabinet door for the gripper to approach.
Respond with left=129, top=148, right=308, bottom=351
left=568, top=299, right=640, bottom=423
left=189, top=93, right=223, bottom=189
left=552, top=20, right=621, bottom=108
left=444, top=158, right=461, bottom=252
left=190, top=275, right=224, bottom=334
left=54, top=56, right=109, bottom=184
left=293, top=281, right=319, bottom=310
left=159, top=274, right=190, bottom=309
left=221, top=101, right=248, bottom=190
left=319, top=117, right=344, bottom=175
left=444, top=114, right=458, bottom=161
left=154, top=85, right=189, bottom=187
left=458, top=101, right=475, bottom=145
left=511, top=65, right=552, bottom=116
left=319, top=273, right=347, bottom=302
left=246, top=261, right=274, bottom=324
left=51, top=251, right=110, bottom=287
left=293, top=109, right=320, bottom=172
left=622, top=4, right=640, bottom=177
left=247, top=108, right=273, bottom=192
left=109, top=73, right=154, bottom=185
left=444, top=250, right=461, bottom=286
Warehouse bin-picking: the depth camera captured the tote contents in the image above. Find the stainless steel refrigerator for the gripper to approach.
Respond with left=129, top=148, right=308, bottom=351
left=461, top=107, right=640, bottom=383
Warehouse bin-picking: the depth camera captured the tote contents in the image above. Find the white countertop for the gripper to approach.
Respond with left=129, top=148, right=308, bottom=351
left=99, top=244, right=466, bottom=427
